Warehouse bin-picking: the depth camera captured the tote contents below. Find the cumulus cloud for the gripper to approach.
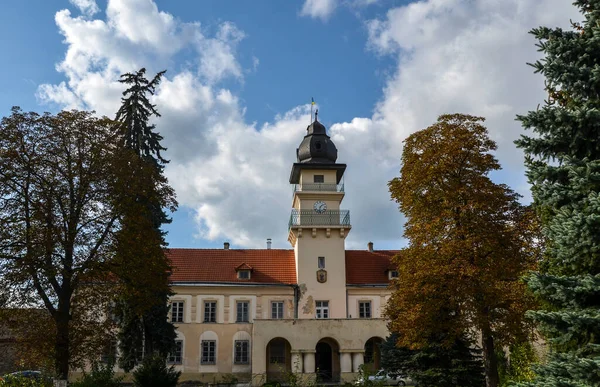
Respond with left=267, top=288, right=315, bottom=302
left=69, top=0, right=99, bottom=17
left=39, top=0, right=580, bottom=250
left=300, top=0, right=338, bottom=21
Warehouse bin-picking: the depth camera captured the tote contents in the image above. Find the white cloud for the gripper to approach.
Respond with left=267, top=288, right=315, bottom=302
left=300, top=0, right=338, bottom=21
left=69, top=0, right=99, bottom=17
left=38, top=0, right=581, bottom=250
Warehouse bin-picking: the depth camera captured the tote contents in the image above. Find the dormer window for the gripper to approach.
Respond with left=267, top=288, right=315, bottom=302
left=388, top=270, right=399, bottom=280
left=235, top=263, right=253, bottom=280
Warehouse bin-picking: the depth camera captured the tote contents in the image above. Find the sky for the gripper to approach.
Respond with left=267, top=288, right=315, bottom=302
left=0, top=0, right=581, bottom=250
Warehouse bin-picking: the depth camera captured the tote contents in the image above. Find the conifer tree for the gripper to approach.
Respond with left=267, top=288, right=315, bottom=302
left=111, top=68, right=177, bottom=371
left=516, top=1, right=600, bottom=385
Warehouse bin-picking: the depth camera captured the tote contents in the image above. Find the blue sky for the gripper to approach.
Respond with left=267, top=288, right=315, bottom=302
left=0, top=0, right=580, bottom=250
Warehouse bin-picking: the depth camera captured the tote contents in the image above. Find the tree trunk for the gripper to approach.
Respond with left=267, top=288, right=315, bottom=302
left=54, top=308, right=70, bottom=380
left=481, top=326, right=499, bottom=387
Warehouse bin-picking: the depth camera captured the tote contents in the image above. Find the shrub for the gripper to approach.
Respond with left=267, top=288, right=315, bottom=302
left=132, top=355, right=180, bottom=387
left=70, top=359, right=123, bottom=387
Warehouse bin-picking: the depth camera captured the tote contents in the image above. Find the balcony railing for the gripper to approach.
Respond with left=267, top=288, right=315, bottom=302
left=293, top=183, right=344, bottom=193
left=288, top=210, right=351, bottom=228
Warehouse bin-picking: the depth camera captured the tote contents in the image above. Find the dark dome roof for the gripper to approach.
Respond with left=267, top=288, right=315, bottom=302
left=296, top=119, right=338, bottom=163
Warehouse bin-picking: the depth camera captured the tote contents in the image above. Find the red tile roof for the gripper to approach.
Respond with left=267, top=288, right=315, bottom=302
left=167, top=249, right=296, bottom=284
left=167, top=248, right=399, bottom=285
left=345, top=250, right=399, bottom=285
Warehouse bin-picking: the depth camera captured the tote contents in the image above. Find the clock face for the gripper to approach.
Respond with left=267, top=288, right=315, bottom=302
left=314, top=201, right=327, bottom=213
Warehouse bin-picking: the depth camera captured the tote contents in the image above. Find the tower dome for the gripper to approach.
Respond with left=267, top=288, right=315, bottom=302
left=296, top=115, right=338, bottom=164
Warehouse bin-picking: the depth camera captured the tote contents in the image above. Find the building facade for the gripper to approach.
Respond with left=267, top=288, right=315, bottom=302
left=168, top=117, right=398, bottom=383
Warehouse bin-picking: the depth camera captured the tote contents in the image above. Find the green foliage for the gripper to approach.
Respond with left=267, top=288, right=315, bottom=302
left=381, top=333, right=485, bottom=387
left=497, top=342, right=537, bottom=386
left=516, top=1, right=600, bottom=385
left=0, top=375, right=52, bottom=387
left=353, top=364, right=385, bottom=387
left=70, top=359, right=123, bottom=387
left=132, top=355, right=180, bottom=387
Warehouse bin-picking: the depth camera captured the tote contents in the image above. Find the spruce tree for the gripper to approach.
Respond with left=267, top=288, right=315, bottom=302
left=516, top=1, right=600, bottom=385
left=112, top=68, right=177, bottom=371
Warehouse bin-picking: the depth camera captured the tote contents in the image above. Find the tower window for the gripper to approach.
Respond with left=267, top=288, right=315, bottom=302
left=318, top=256, right=325, bottom=269
left=316, top=301, right=329, bottom=319
left=315, top=141, right=322, bottom=150
left=314, top=175, right=324, bottom=183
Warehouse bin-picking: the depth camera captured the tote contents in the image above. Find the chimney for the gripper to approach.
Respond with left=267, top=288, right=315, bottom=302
left=267, top=238, right=272, bottom=250
left=368, top=241, right=373, bottom=252
left=224, top=242, right=230, bottom=250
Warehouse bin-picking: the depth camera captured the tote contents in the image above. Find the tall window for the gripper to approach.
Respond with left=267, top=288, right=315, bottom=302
left=201, top=340, right=216, bottom=364
left=237, top=301, right=249, bottom=322
left=314, top=174, right=324, bottom=183
left=168, top=340, right=183, bottom=364
left=234, top=340, right=250, bottom=364
left=318, top=256, right=325, bottom=269
left=171, top=301, right=184, bottom=323
left=359, top=301, right=372, bottom=318
left=204, top=301, right=217, bottom=323
left=271, top=301, right=284, bottom=319
left=316, top=301, right=329, bottom=319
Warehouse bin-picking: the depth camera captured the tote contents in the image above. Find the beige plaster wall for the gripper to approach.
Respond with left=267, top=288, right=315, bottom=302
left=299, top=170, right=337, bottom=185
left=295, top=228, right=347, bottom=319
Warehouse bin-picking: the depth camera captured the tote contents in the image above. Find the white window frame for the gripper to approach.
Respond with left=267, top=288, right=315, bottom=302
left=237, top=301, right=249, bottom=322
left=234, top=340, right=250, bottom=364
left=201, top=340, right=216, bottom=365
left=171, top=301, right=184, bottom=323
left=271, top=301, right=284, bottom=319
left=316, top=300, right=329, bottom=319
left=389, top=270, right=399, bottom=279
left=359, top=301, right=372, bottom=318
left=168, top=340, right=183, bottom=364
left=238, top=270, right=251, bottom=280
left=204, top=301, right=217, bottom=323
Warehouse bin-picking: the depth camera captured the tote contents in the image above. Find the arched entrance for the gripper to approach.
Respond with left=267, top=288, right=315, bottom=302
left=364, top=337, right=384, bottom=371
left=266, top=337, right=291, bottom=382
left=315, top=337, right=340, bottom=382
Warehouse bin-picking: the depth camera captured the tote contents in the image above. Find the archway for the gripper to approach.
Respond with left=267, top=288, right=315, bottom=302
left=266, top=337, right=291, bottom=382
left=364, top=337, right=384, bottom=372
left=315, top=337, right=340, bottom=382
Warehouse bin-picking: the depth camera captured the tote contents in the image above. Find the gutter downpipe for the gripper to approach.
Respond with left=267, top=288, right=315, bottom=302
left=346, top=286, right=349, bottom=318
left=293, top=284, right=299, bottom=319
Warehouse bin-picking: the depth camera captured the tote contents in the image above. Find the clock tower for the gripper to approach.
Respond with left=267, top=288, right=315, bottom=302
left=288, top=115, right=350, bottom=319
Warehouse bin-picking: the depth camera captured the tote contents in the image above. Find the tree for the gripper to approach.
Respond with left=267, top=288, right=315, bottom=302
left=381, top=333, right=485, bottom=387
left=515, top=1, right=600, bottom=385
left=387, top=114, right=539, bottom=387
left=112, top=68, right=177, bottom=370
left=0, top=108, right=119, bottom=379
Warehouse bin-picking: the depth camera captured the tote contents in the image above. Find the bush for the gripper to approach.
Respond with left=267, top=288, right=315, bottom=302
left=0, top=375, right=52, bottom=387
left=70, top=359, right=123, bottom=387
left=132, top=355, right=180, bottom=387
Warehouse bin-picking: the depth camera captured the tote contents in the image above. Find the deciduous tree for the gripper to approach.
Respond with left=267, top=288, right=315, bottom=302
left=0, top=108, right=119, bottom=379
left=515, top=1, right=600, bottom=385
left=387, top=114, right=539, bottom=387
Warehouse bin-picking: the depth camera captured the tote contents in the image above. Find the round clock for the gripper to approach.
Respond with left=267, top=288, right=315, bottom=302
left=314, top=201, right=327, bottom=213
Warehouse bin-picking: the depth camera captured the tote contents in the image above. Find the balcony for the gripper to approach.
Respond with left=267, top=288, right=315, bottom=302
left=288, top=209, right=350, bottom=228
left=293, top=183, right=344, bottom=193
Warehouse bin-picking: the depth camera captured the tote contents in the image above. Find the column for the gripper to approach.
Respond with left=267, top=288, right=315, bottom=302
left=291, top=351, right=303, bottom=373
left=352, top=352, right=364, bottom=373
left=340, top=352, right=352, bottom=373
left=303, top=351, right=316, bottom=373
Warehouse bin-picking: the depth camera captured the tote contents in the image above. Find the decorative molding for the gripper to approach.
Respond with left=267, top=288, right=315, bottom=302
left=326, top=228, right=331, bottom=238
left=312, top=228, right=317, bottom=238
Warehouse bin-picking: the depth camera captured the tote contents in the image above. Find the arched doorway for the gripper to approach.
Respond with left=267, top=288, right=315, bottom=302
left=266, top=337, right=291, bottom=382
left=315, top=337, right=340, bottom=382
left=364, top=337, right=384, bottom=371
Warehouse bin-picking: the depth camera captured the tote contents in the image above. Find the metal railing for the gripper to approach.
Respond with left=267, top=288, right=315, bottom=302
left=288, top=210, right=350, bottom=228
left=293, top=183, right=344, bottom=193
